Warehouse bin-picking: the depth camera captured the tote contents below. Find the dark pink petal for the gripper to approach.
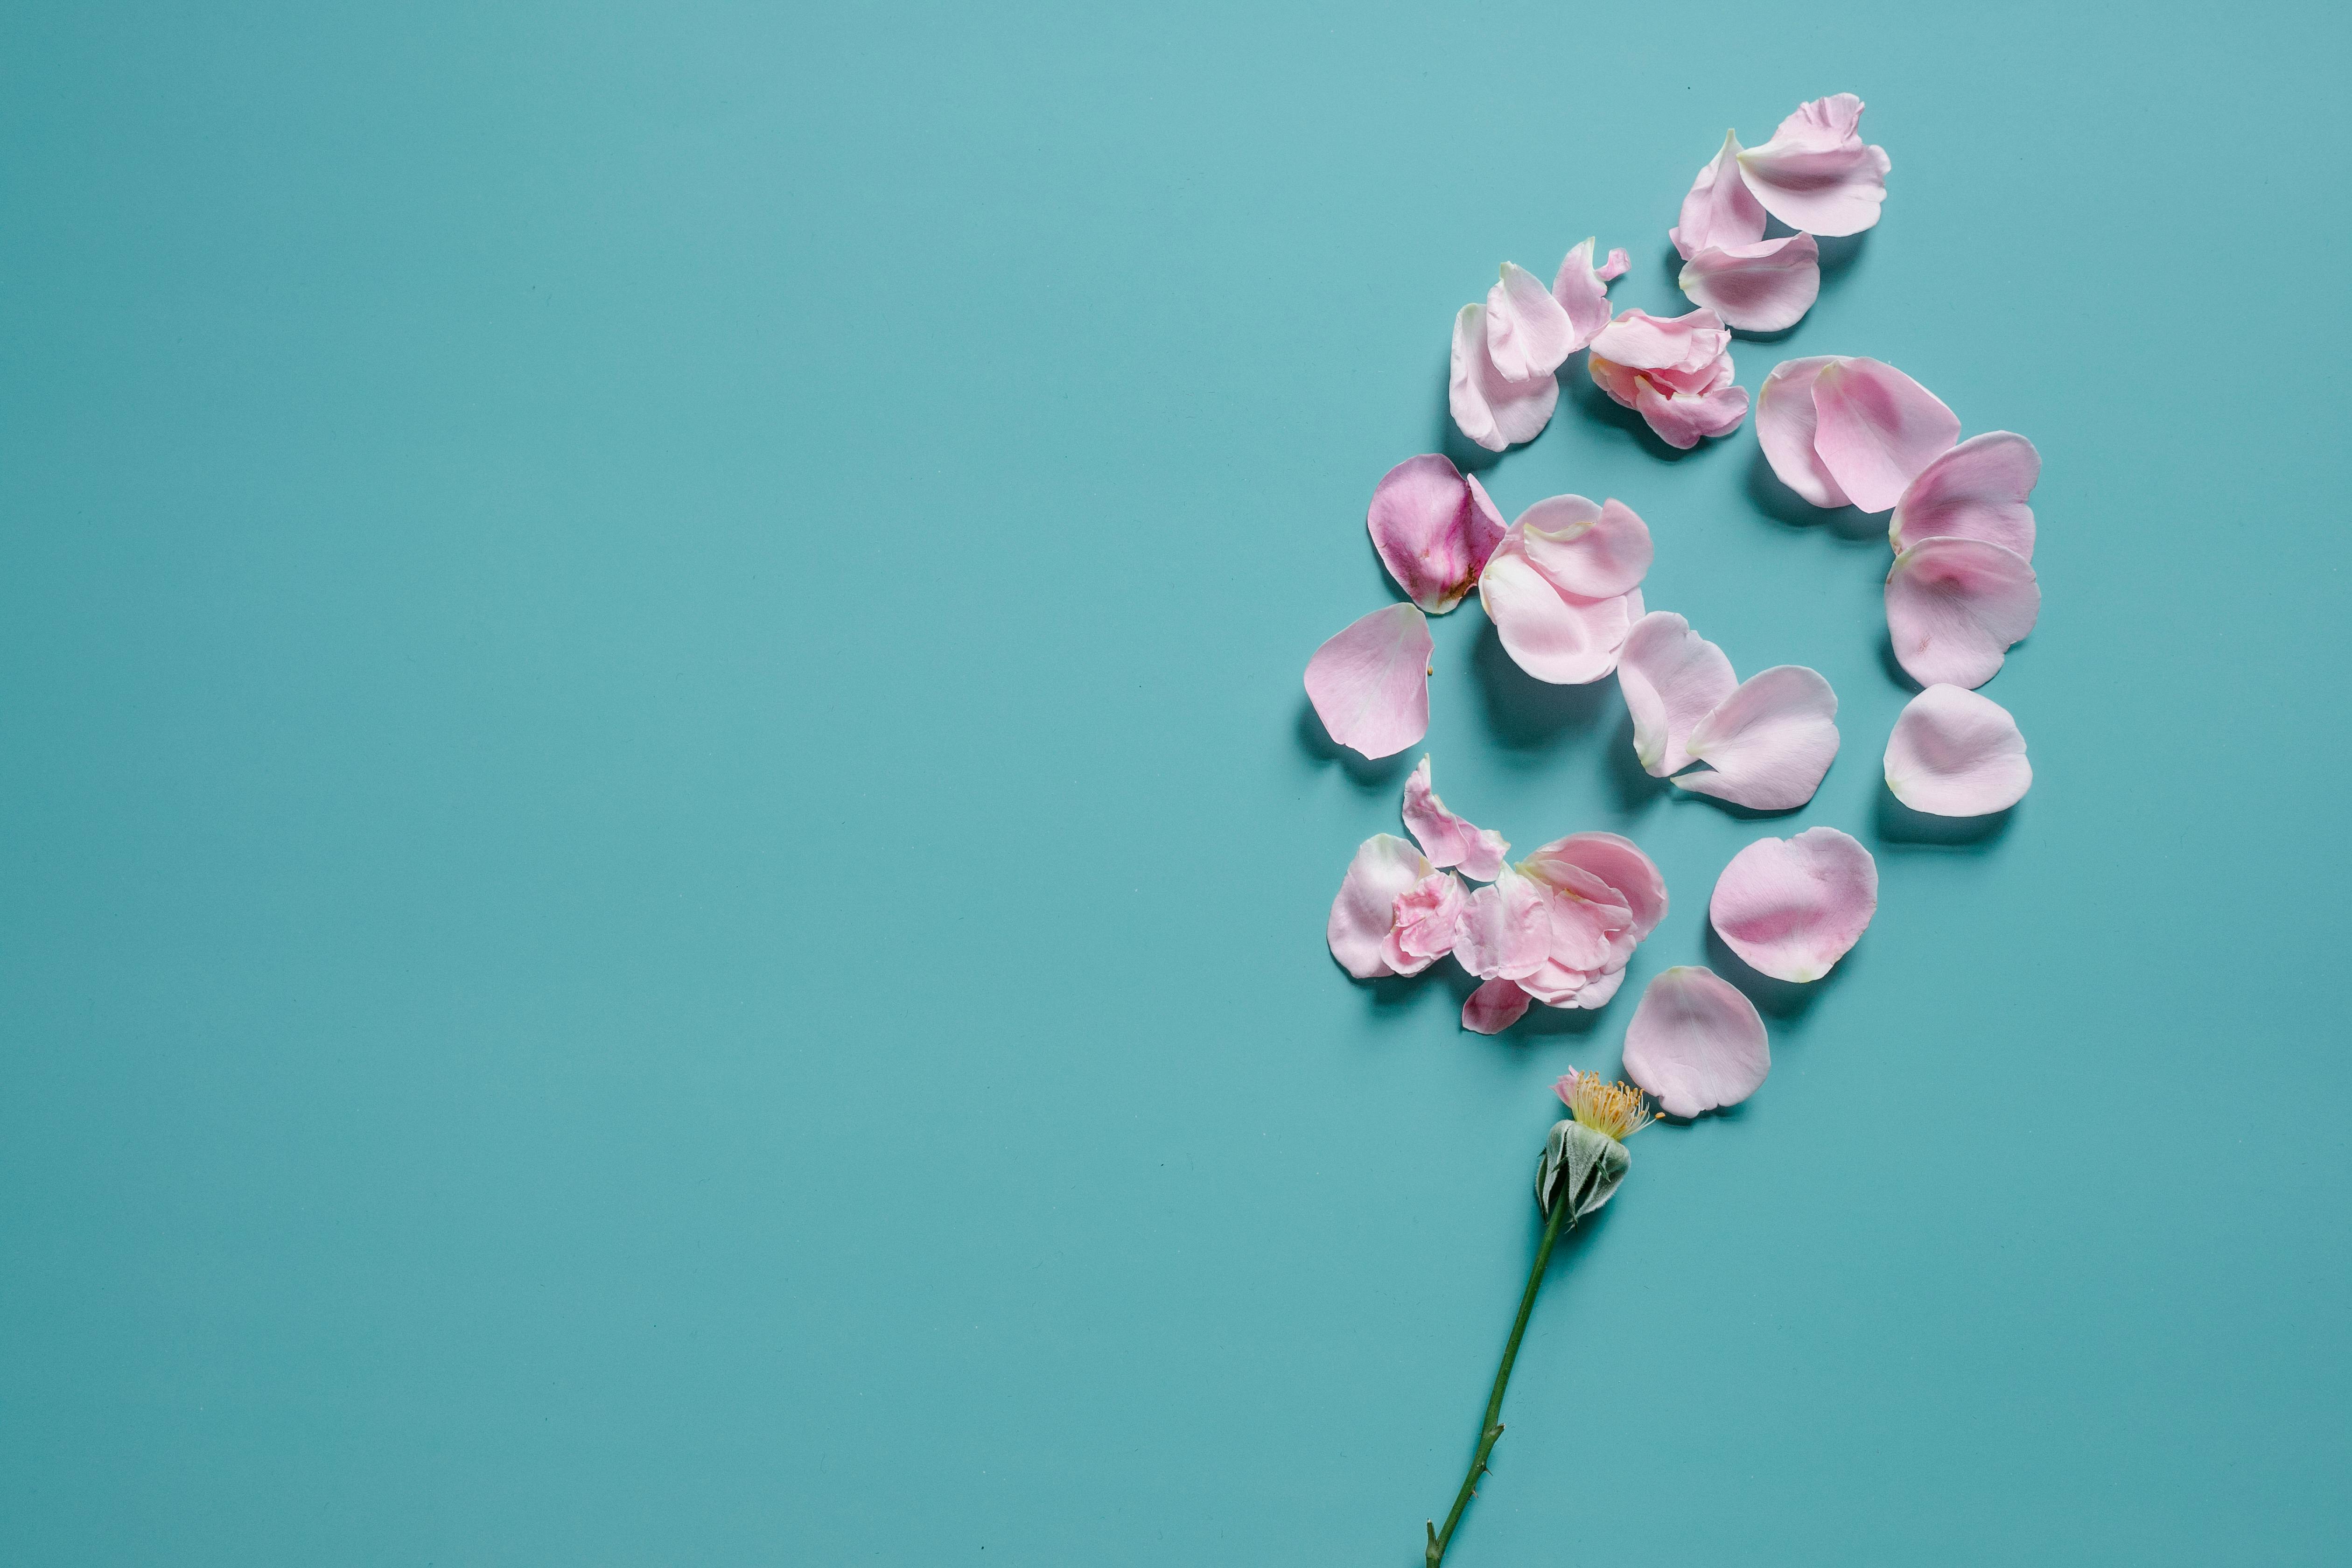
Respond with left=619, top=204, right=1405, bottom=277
left=1381, top=870, right=1469, bottom=976
left=1708, top=827, right=1878, bottom=983
left=1522, top=832, right=1667, bottom=940
left=1617, top=611, right=1739, bottom=777
left=1516, top=495, right=1653, bottom=600
left=1486, top=262, right=1578, bottom=382
left=1811, top=358, right=1960, bottom=513
left=1326, top=833, right=1430, bottom=979
left=1304, top=603, right=1433, bottom=758
left=1670, top=131, right=1767, bottom=260
left=1365, top=454, right=1505, bottom=613
left=1462, top=978, right=1533, bottom=1035
left=1477, top=535, right=1634, bottom=686
left=1678, top=234, right=1820, bottom=333
left=1890, top=432, right=2040, bottom=559
left=1675, top=665, right=1840, bottom=811
left=1884, top=684, right=2032, bottom=815
left=1622, top=966, right=1771, bottom=1118
left=1400, top=755, right=1510, bottom=880
left=1449, top=303, right=1559, bottom=452
left=1735, top=93, right=1891, bottom=237
left=1453, top=869, right=1551, bottom=981
left=1885, top=538, right=2039, bottom=689
left=1755, top=357, right=1850, bottom=508
left=1549, top=238, right=1621, bottom=352
left=1632, top=379, right=1750, bottom=449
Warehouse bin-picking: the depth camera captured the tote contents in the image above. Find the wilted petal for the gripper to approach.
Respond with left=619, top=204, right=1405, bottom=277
left=1326, top=833, right=1431, bottom=979
left=1708, top=827, right=1878, bottom=983
left=1477, top=540, right=1634, bottom=686
left=1304, top=603, right=1433, bottom=759
left=1735, top=93, right=1891, bottom=237
left=1884, top=684, right=2032, bottom=816
left=1463, top=978, right=1533, bottom=1035
left=1885, top=538, right=2039, bottom=689
left=1549, top=238, right=1620, bottom=351
left=1522, top=832, right=1668, bottom=940
left=1617, top=612, right=1739, bottom=778
left=1365, top=454, right=1506, bottom=613
left=1755, top=357, right=1850, bottom=508
left=1453, top=868, right=1551, bottom=981
left=1401, top=755, right=1509, bottom=880
left=1890, top=432, right=2040, bottom=559
left=1382, top=870, right=1469, bottom=976
left=1450, top=302, right=1559, bottom=452
left=1622, top=966, right=1771, bottom=1117
left=1671, top=130, right=1768, bottom=260
left=1633, top=378, right=1750, bottom=448
left=1678, top=234, right=1820, bottom=333
left=1676, top=665, right=1840, bottom=811
left=1516, top=496, right=1653, bottom=600
left=1812, top=357, right=1960, bottom=513
left=1486, top=262, right=1577, bottom=382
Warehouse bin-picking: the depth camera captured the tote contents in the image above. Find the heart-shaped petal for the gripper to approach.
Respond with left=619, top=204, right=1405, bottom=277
left=1890, top=432, right=2040, bottom=559
left=1326, top=833, right=1431, bottom=979
left=1756, top=357, right=1851, bottom=508
left=1400, top=755, right=1509, bottom=880
left=1884, top=684, right=2032, bottom=816
left=1734, top=93, right=1890, bottom=238
left=1622, top=966, right=1771, bottom=1117
left=1617, top=611, right=1739, bottom=778
left=1304, top=603, right=1433, bottom=758
left=1678, top=233, right=1820, bottom=333
left=1365, top=454, right=1506, bottom=613
left=1709, top=827, right=1878, bottom=982
left=1811, top=357, right=1960, bottom=513
left=1675, top=665, right=1840, bottom=811
left=1885, top=537, right=2039, bottom=689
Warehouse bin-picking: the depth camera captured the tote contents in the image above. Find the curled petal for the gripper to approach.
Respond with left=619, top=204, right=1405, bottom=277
left=1590, top=308, right=1729, bottom=374
left=1885, top=538, right=2039, bottom=689
left=1811, top=357, right=1960, bottom=513
left=1326, top=833, right=1431, bottom=979
left=1571, top=967, right=1627, bottom=1009
left=1735, top=92, right=1891, bottom=238
left=1304, top=603, right=1432, bottom=759
left=1671, top=130, right=1767, bottom=260
left=1522, top=831, right=1667, bottom=940
left=1622, top=966, right=1771, bottom=1118
left=1884, top=684, right=2032, bottom=816
left=1709, top=827, right=1878, bottom=983
left=1477, top=540, right=1634, bottom=686
left=1462, top=978, right=1533, bottom=1035
left=1450, top=303, right=1559, bottom=452
left=1755, top=357, right=1850, bottom=508
left=1890, top=432, right=2040, bottom=559
left=1676, top=665, right=1840, bottom=811
left=1617, top=611, right=1738, bottom=777
left=1365, top=454, right=1506, bottom=613
left=1453, top=869, right=1551, bottom=981
left=1381, top=871, right=1469, bottom=976
left=1486, top=262, right=1578, bottom=382
left=1401, top=755, right=1509, bottom=880
left=1516, top=495, right=1653, bottom=600
left=1678, top=234, right=1820, bottom=333
left=1549, top=238, right=1620, bottom=351
left=1632, top=378, right=1750, bottom=449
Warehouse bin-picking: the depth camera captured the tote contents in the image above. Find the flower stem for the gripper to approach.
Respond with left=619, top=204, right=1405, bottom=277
left=1425, top=1188, right=1578, bottom=1568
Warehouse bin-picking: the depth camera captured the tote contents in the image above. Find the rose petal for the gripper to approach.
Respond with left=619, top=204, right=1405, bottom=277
left=1621, top=966, right=1771, bottom=1118
left=1670, top=130, right=1767, bottom=260
left=1486, top=261, right=1578, bottom=382
left=1708, top=827, right=1878, bottom=983
left=1303, top=603, right=1433, bottom=758
left=1632, top=378, right=1750, bottom=449
left=1549, top=238, right=1619, bottom=350
left=1401, top=755, right=1510, bottom=881
left=1811, top=358, right=1960, bottom=513
left=1449, top=302, right=1559, bottom=453
left=1462, top=978, right=1533, bottom=1035
left=1477, top=539, right=1634, bottom=686
left=1590, top=308, right=1729, bottom=373
left=1889, top=432, right=2040, bottom=559
left=1884, top=684, right=2032, bottom=816
left=1326, top=833, right=1431, bottom=979
left=1734, top=93, right=1891, bottom=238
left=1755, top=357, right=1851, bottom=508
left=1382, top=870, right=1469, bottom=976
left=1572, top=967, right=1628, bottom=1009
left=1675, top=665, right=1840, bottom=811
left=1678, top=234, right=1821, bottom=333
left=1515, top=495, right=1653, bottom=601
left=1617, top=611, right=1739, bottom=778
left=1521, top=832, right=1667, bottom=940
left=1453, top=868, right=1551, bottom=981
left=1885, top=538, right=2039, bottom=689
left=1365, top=454, right=1506, bottom=613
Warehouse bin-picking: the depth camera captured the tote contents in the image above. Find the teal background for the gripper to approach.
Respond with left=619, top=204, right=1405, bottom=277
left=2, top=2, right=2345, bottom=1563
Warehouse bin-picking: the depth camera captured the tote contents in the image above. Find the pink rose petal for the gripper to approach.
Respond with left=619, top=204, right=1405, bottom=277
left=1811, top=357, right=1960, bottom=514
left=1884, top=684, right=2032, bottom=816
left=1708, top=827, right=1878, bottom=983
left=1304, top=603, right=1433, bottom=759
left=1589, top=308, right=1727, bottom=372
left=1477, top=536, right=1634, bottom=686
left=1365, top=454, right=1506, bottom=614
left=1734, top=93, right=1891, bottom=238
left=1885, top=537, right=2039, bottom=689
left=1326, top=833, right=1431, bottom=979
left=1678, top=233, right=1820, bottom=333
left=1890, top=432, right=2040, bottom=559
left=1755, top=357, right=1851, bottom=508
left=1622, top=966, right=1771, bottom=1118
left=1453, top=868, right=1551, bottom=982
left=1549, top=238, right=1622, bottom=351
left=1450, top=302, right=1559, bottom=453
left=1632, top=379, right=1750, bottom=450
left=1515, top=495, right=1653, bottom=601
left=1462, top=978, right=1532, bottom=1035
left=1674, top=665, right=1840, bottom=811
left=1381, top=870, right=1469, bottom=977
left=1670, top=130, right=1767, bottom=260
left=1522, top=832, right=1668, bottom=940
left=1485, top=262, right=1579, bottom=383
left=1617, top=611, right=1739, bottom=778
left=1400, top=755, right=1509, bottom=881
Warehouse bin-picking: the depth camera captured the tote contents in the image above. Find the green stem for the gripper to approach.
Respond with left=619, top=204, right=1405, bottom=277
left=1425, top=1187, right=1578, bottom=1568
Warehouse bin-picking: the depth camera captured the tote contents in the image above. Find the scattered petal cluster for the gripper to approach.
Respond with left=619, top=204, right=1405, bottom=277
left=1616, top=612, right=1839, bottom=809
left=1587, top=309, right=1747, bottom=449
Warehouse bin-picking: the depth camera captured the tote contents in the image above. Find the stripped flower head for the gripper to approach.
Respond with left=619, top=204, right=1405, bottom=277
left=1554, top=1068, right=1656, bottom=1143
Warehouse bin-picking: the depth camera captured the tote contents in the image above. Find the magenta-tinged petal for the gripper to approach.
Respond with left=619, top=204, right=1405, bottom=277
left=1381, top=870, right=1469, bottom=976
left=1486, top=262, right=1578, bottom=382
left=1522, top=832, right=1667, bottom=940
left=1478, top=538, right=1634, bottom=686
left=1811, top=358, right=1960, bottom=513
left=1884, top=684, right=2032, bottom=816
left=1735, top=93, right=1890, bottom=238
left=1549, top=238, right=1619, bottom=352
left=1755, top=357, right=1850, bottom=508
left=1365, top=454, right=1505, bottom=613
left=1617, top=612, right=1738, bottom=778
left=1463, top=978, right=1533, bottom=1035
left=1709, top=827, right=1878, bottom=983
left=1670, top=130, right=1767, bottom=260
left=1622, top=966, right=1771, bottom=1118
left=1450, top=302, right=1559, bottom=453
left=1890, top=432, right=2040, bottom=559
left=1400, top=755, right=1510, bottom=881
left=1326, top=833, right=1431, bottom=979
left=1678, top=234, right=1820, bottom=333
left=1516, top=496, right=1653, bottom=600
left=1676, top=665, right=1839, bottom=811
left=1453, top=869, right=1551, bottom=981
left=1885, top=538, right=2039, bottom=689
left=1633, top=378, right=1750, bottom=449
left=1304, top=603, right=1433, bottom=759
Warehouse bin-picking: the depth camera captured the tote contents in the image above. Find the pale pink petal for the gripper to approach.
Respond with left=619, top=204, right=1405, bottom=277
left=1884, top=684, right=2032, bottom=815
left=1400, top=755, right=1510, bottom=880
left=1622, top=966, right=1771, bottom=1117
left=1381, top=870, right=1469, bottom=976
left=1633, top=378, right=1750, bottom=449
left=1521, top=832, right=1667, bottom=940
left=1755, top=357, right=1850, bottom=508
left=1549, top=238, right=1618, bottom=352
left=1890, top=432, right=2040, bottom=559
left=1365, top=454, right=1505, bottom=613
left=1516, top=496, right=1653, bottom=600
left=1678, top=234, right=1820, bottom=333
left=1572, top=968, right=1627, bottom=1008
left=1586, top=352, right=1645, bottom=409
left=1671, top=131, right=1767, bottom=259
left=1486, top=262, right=1579, bottom=382
left=1304, top=603, right=1433, bottom=759
left=1885, top=538, right=2039, bottom=689
left=1326, top=833, right=1431, bottom=979
left=1811, top=358, right=1960, bottom=513
left=1477, top=539, right=1634, bottom=686
left=1453, top=868, right=1550, bottom=981
left=1589, top=309, right=1710, bottom=372
left=1735, top=93, right=1890, bottom=238
left=1708, top=827, right=1877, bottom=983
left=1449, top=302, right=1559, bottom=453
left=1617, top=611, right=1739, bottom=777
left=1462, top=978, right=1532, bottom=1035
left=1597, top=249, right=1629, bottom=282
left=1675, top=665, right=1840, bottom=811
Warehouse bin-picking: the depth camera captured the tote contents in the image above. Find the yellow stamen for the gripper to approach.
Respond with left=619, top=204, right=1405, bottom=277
left=1558, top=1068, right=1655, bottom=1142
